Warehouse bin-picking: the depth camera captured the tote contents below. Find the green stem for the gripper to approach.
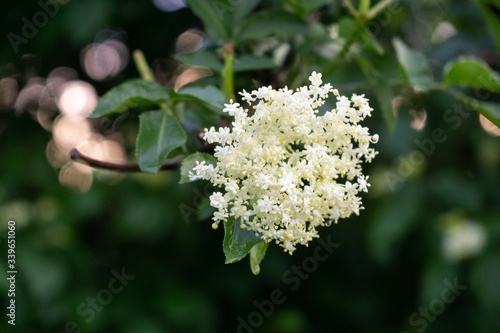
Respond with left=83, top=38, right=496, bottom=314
left=222, top=44, right=235, bottom=101
left=359, top=0, right=371, bottom=15
left=133, top=50, right=155, bottom=82
left=367, top=0, right=394, bottom=19
left=326, top=0, right=395, bottom=76
left=342, top=0, right=358, bottom=17
left=133, top=49, right=173, bottom=116
left=324, top=25, right=360, bottom=76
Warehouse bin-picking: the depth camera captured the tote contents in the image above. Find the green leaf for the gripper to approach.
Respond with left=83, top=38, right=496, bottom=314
left=393, top=38, right=433, bottom=92
left=474, top=101, right=500, bottom=128
left=174, top=85, right=226, bottom=113
left=175, top=50, right=223, bottom=73
left=450, top=90, right=500, bottom=127
left=443, top=57, right=500, bottom=93
left=179, top=152, right=217, bottom=184
left=356, top=56, right=396, bottom=131
left=184, top=0, right=229, bottom=41
left=283, top=0, right=333, bottom=16
left=232, top=0, right=260, bottom=22
left=223, top=216, right=262, bottom=264
left=463, top=97, right=500, bottom=128
left=249, top=241, right=268, bottom=275
left=233, top=55, right=278, bottom=72
left=90, top=79, right=170, bottom=118
left=477, top=0, right=500, bottom=51
left=136, top=110, right=187, bottom=174
left=236, top=10, right=307, bottom=43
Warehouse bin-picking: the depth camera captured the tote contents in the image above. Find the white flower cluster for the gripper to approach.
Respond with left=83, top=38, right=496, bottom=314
left=191, top=72, right=378, bottom=253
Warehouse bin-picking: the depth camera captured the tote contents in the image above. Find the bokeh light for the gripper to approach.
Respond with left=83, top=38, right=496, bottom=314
left=152, top=0, right=187, bottom=12
left=409, top=109, right=428, bottom=131
left=442, top=219, right=486, bottom=262
left=479, top=114, right=500, bottom=136
left=432, top=21, right=457, bottom=44
left=172, top=28, right=211, bottom=90
left=14, top=78, right=44, bottom=115
left=0, top=77, right=18, bottom=111
left=52, top=115, right=93, bottom=152
left=57, top=80, right=98, bottom=117
left=175, top=28, right=203, bottom=54
left=59, top=161, right=94, bottom=192
left=81, top=39, right=129, bottom=81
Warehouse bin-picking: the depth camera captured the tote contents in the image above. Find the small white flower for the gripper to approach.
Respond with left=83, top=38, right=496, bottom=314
left=192, top=72, right=378, bottom=253
left=309, top=71, right=323, bottom=86
left=357, top=175, right=370, bottom=192
left=210, top=192, right=226, bottom=210
left=278, top=169, right=297, bottom=193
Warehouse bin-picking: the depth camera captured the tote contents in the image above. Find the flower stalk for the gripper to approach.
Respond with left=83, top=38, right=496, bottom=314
left=133, top=49, right=172, bottom=115
left=221, top=43, right=235, bottom=101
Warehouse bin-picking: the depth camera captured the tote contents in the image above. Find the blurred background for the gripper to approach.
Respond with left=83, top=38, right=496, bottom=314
left=1, top=0, right=499, bottom=332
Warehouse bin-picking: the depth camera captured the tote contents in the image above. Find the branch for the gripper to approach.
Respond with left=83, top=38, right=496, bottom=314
left=342, top=0, right=358, bottom=17
left=70, top=148, right=179, bottom=172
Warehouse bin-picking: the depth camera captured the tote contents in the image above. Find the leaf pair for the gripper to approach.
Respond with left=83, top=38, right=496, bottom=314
left=90, top=79, right=225, bottom=174
left=185, top=0, right=306, bottom=44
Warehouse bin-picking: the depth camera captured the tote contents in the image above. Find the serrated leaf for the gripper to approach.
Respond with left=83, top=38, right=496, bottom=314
left=90, top=79, right=170, bottom=118
left=356, top=56, right=396, bottom=131
left=179, top=152, right=217, bottom=184
left=174, top=85, right=226, bottom=113
left=136, top=110, right=187, bottom=174
left=185, top=0, right=229, bottom=41
left=393, top=38, right=433, bottom=92
left=223, top=216, right=262, bottom=264
left=236, top=10, right=307, bottom=43
left=233, top=55, right=278, bottom=72
left=443, top=57, right=500, bottom=93
left=249, top=241, right=268, bottom=275
left=175, top=51, right=223, bottom=73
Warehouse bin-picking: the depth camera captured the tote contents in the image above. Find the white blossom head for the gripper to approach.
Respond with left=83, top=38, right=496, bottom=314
left=192, top=72, right=379, bottom=253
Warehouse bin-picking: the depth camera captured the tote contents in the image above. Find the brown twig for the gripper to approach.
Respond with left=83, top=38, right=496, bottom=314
left=70, top=148, right=179, bottom=172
